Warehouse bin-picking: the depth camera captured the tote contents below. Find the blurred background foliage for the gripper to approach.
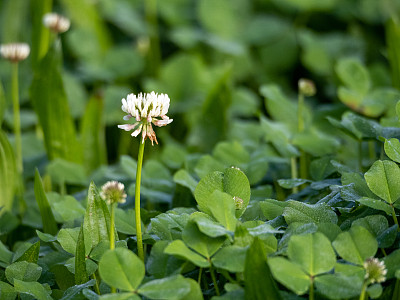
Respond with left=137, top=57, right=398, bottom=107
left=1, top=0, right=400, bottom=218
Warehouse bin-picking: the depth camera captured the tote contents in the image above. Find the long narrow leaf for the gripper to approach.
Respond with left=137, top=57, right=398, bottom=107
left=34, top=169, right=58, bottom=235
left=83, top=182, right=117, bottom=253
left=75, top=225, right=87, bottom=285
left=30, top=0, right=52, bottom=68
left=0, top=130, right=17, bottom=213
left=30, top=43, right=82, bottom=163
left=386, top=18, right=400, bottom=90
left=80, top=95, right=107, bottom=173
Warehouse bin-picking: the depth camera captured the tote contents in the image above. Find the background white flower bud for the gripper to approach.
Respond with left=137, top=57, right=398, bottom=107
left=0, top=43, right=30, bottom=62
left=43, top=13, right=70, bottom=33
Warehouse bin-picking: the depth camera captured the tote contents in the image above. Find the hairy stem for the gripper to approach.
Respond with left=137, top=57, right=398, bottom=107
left=135, top=141, right=145, bottom=261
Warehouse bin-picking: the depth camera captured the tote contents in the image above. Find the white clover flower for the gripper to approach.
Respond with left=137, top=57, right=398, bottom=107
left=43, top=13, right=70, bottom=33
left=0, top=43, right=30, bottom=62
left=363, top=257, right=387, bottom=284
left=100, top=181, right=127, bottom=205
left=118, top=92, right=173, bottom=145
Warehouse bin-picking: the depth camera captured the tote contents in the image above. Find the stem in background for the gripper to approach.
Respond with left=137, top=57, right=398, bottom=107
left=392, top=279, right=400, bottom=300
left=145, top=0, right=161, bottom=76
left=135, top=140, right=146, bottom=261
left=358, top=140, right=363, bottom=172
left=198, top=267, right=203, bottom=285
left=210, top=265, right=220, bottom=296
left=91, top=272, right=101, bottom=295
left=291, top=157, right=299, bottom=194
left=298, top=93, right=305, bottom=133
left=368, top=141, right=375, bottom=162
left=11, top=62, right=22, bottom=174
left=300, top=151, right=308, bottom=180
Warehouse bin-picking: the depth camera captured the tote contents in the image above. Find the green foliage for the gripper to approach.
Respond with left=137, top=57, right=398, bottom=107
left=99, top=248, right=144, bottom=292
left=194, top=167, right=250, bottom=218
left=332, top=226, right=378, bottom=265
left=244, top=238, right=282, bottom=300
left=365, top=160, right=400, bottom=204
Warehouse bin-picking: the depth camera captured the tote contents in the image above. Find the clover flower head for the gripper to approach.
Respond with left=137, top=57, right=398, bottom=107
left=43, top=13, right=71, bottom=33
left=298, top=78, right=316, bottom=97
left=118, top=92, right=173, bottom=145
left=100, top=181, right=127, bottom=205
left=0, top=43, right=30, bottom=62
left=363, top=257, right=387, bottom=284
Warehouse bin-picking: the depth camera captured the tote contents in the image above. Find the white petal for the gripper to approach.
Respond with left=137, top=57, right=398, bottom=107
left=118, top=124, right=137, bottom=131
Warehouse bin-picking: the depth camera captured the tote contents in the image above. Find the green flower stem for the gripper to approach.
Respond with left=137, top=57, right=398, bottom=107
left=135, top=140, right=145, bottom=261
left=358, top=140, right=363, bottom=172
left=11, top=62, right=22, bottom=174
left=145, top=0, right=161, bottom=75
left=210, top=265, right=220, bottom=296
left=297, top=92, right=308, bottom=182
left=298, top=93, right=305, bottom=133
left=359, top=281, right=368, bottom=300
left=109, top=202, right=116, bottom=294
left=291, top=157, right=299, bottom=194
left=110, top=203, right=116, bottom=250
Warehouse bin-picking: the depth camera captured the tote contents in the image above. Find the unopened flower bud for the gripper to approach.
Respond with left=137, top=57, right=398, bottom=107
left=298, top=78, right=316, bottom=97
left=0, top=43, right=30, bottom=62
left=100, top=181, right=127, bottom=205
left=363, top=257, right=387, bottom=284
left=234, top=196, right=244, bottom=210
left=43, top=13, right=70, bottom=33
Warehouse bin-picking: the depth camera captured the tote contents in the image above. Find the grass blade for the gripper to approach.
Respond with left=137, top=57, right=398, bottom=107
left=34, top=169, right=58, bottom=235
left=0, top=130, right=17, bottom=213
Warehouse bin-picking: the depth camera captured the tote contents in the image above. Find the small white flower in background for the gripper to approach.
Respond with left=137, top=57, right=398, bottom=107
left=0, top=43, right=30, bottom=62
left=118, top=92, right=173, bottom=145
left=298, top=78, right=316, bottom=97
left=43, top=13, right=70, bottom=33
left=363, top=257, right=387, bottom=284
left=100, top=181, right=127, bottom=205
